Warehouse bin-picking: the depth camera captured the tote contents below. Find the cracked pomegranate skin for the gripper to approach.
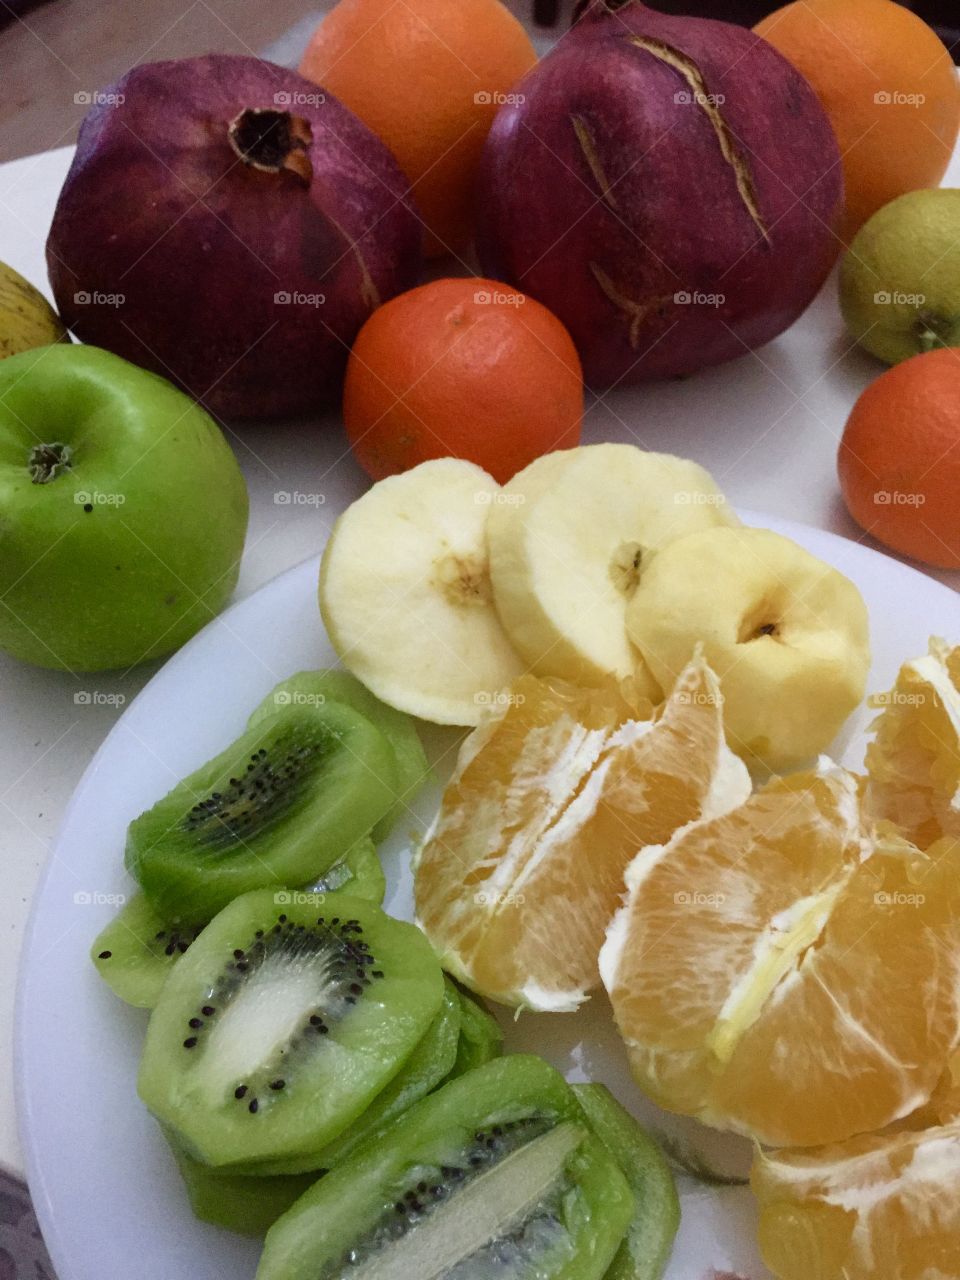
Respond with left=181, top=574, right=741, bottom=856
left=46, top=55, right=422, bottom=419
left=475, top=2, right=843, bottom=386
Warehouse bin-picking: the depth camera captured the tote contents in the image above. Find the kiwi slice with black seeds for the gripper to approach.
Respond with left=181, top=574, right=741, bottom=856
left=248, top=671, right=430, bottom=841
left=93, top=839, right=386, bottom=1010
left=91, top=892, right=204, bottom=1009
left=446, top=987, right=503, bottom=1080
left=572, top=1085, right=680, bottom=1280
left=138, top=890, right=444, bottom=1167
left=256, top=1056, right=634, bottom=1280
left=126, top=701, right=398, bottom=920
left=240, top=978, right=462, bottom=1177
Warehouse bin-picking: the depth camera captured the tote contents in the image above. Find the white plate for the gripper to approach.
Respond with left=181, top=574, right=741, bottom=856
left=16, top=511, right=960, bottom=1280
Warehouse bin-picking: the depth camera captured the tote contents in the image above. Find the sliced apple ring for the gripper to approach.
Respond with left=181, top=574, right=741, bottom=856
left=486, top=444, right=738, bottom=692
left=625, top=524, right=870, bottom=771
left=319, top=459, right=525, bottom=727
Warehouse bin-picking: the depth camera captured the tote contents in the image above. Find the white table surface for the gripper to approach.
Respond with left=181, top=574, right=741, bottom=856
left=2, top=139, right=959, bottom=1176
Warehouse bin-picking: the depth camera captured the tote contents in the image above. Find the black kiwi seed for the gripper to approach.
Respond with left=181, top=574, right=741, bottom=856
left=202, top=1006, right=215, bottom=1017
left=183, top=1037, right=198, bottom=1049
left=235, top=1085, right=248, bottom=1099
left=249, top=1099, right=259, bottom=1114
left=188, top=1018, right=203, bottom=1029
left=98, top=950, right=112, bottom=960
left=269, top=1080, right=286, bottom=1091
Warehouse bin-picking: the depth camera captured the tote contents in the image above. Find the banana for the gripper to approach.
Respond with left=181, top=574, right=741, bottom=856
left=0, top=260, right=66, bottom=359
left=486, top=444, right=738, bottom=690
left=319, top=459, right=526, bottom=727
left=626, top=525, right=871, bottom=771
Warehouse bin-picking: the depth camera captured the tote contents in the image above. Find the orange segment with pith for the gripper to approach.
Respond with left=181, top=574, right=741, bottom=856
left=414, top=652, right=750, bottom=1011
left=601, top=776, right=960, bottom=1147
left=864, top=637, right=960, bottom=849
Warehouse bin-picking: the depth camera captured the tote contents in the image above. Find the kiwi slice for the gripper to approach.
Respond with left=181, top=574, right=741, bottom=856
left=447, top=987, right=503, bottom=1079
left=167, top=1133, right=320, bottom=1236
left=91, top=892, right=205, bottom=1010
left=126, top=701, right=398, bottom=920
left=249, top=671, right=430, bottom=841
left=138, top=890, right=444, bottom=1167
left=256, top=1056, right=634, bottom=1280
left=241, top=979, right=463, bottom=1177
left=572, top=1085, right=680, bottom=1280
left=92, top=839, right=386, bottom=1010
left=299, top=836, right=386, bottom=906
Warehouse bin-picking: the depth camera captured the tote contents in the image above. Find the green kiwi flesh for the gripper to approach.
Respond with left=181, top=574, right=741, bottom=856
left=168, top=1134, right=320, bottom=1236
left=249, top=672, right=430, bottom=841
left=92, top=840, right=385, bottom=1010
left=307, top=838, right=386, bottom=906
left=91, top=892, right=204, bottom=1009
left=239, top=979, right=462, bottom=1177
left=572, top=1084, right=680, bottom=1280
left=256, top=1056, right=634, bottom=1280
left=138, top=890, right=444, bottom=1167
left=447, top=987, right=503, bottom=1079
left=126, top=701, right=398, bottom=920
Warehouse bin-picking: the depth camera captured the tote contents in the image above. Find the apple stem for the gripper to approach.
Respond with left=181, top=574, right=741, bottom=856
left=29, top=441, right=73, bottom=484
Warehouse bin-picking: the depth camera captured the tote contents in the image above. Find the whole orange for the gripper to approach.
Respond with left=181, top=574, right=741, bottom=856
left=838, top=348, right=960, bottom=569
left=343, top=277, right=583, bottom=484
left=755, top=0, right=960, bottom=242
left=299, top=0, right=537, bottom=257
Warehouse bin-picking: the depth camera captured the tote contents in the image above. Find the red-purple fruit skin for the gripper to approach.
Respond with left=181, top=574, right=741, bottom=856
left=47, top=55, right=422, bottom=419
left=475, top=1, right=843, bottom=387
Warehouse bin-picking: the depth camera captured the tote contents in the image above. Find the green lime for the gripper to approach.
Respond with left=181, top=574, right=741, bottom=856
left=839, top=188, right=960, bottom=364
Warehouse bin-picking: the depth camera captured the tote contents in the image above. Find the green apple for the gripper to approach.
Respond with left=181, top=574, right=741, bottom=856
left=0, top=344, right=249, bottom=671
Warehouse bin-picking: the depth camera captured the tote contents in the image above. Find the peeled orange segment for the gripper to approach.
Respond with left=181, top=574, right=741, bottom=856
left=865, top=637, right=960, bottom=849
left=601, top=769, right=960, bottom=1148
left=751, top=1118, right=960, bottom=1280
left=414, top=652, right=751, bottom=1012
